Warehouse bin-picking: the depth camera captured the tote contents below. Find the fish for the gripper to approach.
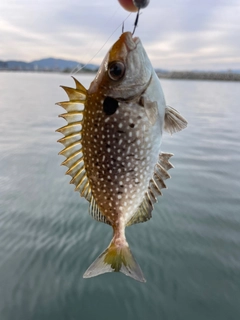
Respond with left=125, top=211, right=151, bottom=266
left=56, top=31, right=187, bottom=282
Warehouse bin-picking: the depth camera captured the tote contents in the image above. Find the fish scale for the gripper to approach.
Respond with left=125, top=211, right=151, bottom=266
left=82, top=98, right=160, bottom=225
left=57, top=32, right=187, bottom=282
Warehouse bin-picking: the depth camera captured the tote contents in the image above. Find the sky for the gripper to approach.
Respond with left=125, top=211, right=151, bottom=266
left=0, top=0, right=240, bottom=71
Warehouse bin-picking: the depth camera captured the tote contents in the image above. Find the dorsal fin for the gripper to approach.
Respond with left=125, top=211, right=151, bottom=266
left=56, top=77, right=91, bottom=201
left=126, top=152, right=173, bottom=227
left=89, top=197, right=111, bottom=225
left=164, top=106, right=187, bottom=134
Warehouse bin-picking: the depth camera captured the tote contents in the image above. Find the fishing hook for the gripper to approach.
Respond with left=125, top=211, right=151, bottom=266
left=132, top=0, right=150, bottom=35
left=132, top=9, right=140, bottom=35
left=122, top=22, right=124, bottom=33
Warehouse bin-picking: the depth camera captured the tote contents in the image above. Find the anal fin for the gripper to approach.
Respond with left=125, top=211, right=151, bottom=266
left=89, top=196, right=111, bottom=225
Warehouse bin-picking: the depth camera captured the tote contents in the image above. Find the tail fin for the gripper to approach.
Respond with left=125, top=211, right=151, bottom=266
left=83, top=242, right=146, bottom=282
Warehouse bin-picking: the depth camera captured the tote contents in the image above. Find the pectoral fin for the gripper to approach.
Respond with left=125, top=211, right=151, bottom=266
left=164, top=106, right=187, bottom=134
left=142, top=97, right=159, bottom=125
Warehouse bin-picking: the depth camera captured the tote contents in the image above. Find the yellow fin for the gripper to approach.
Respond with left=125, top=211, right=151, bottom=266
left=59, top=112, right=83, bottom=124
left=57, top=133, right=82, bottom=148
left=56, top=78, right=91, bottom=201
left=61, top=151, right=83, bottom=168
left=83, top=241, right=146, bottom=282
left=56, top=101, right=84, bottom=113
left=89, top=197, right=111, bottom=225
left=60, top=86, right=86, bottom=101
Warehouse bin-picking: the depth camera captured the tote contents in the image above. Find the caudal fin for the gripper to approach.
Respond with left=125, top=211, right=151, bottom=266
left=83, top=242, right=146, bottom=282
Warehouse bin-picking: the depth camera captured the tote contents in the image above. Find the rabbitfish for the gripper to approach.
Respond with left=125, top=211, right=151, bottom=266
left=56, top=31, right=187, bottom=282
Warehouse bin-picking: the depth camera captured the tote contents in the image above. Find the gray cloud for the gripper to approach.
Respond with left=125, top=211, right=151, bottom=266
left=0, top=0, right=239, bottom=70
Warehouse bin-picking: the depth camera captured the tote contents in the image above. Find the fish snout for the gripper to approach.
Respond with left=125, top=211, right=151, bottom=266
left=120, top=32, right=139, bottom=51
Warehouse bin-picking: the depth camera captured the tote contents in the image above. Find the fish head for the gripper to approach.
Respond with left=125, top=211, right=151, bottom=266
left=88, top=32, right=153, bottom=99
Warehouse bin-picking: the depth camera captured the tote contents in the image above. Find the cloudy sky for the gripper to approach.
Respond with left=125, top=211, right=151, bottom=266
left=1, top=0, right=240, bottom=70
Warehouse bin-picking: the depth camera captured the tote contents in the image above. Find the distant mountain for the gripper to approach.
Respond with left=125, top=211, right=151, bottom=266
left=1, top=58, right=240, bottom=80
left=32, top=58, right=81, bottom=70
left=0, top=57, right=99, bottom=72
left=3, top=60, right=34, bottom=70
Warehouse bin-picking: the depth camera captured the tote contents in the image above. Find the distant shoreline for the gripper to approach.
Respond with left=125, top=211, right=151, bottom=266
left=156, top=71, right=240, bottom=82
left=1, top=69, right=240, bottom=82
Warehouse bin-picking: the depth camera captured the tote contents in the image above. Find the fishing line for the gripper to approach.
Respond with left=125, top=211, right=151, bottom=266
left=71, top=12, right=132, bottom=75
left=70, top=7, right=119, bottom=75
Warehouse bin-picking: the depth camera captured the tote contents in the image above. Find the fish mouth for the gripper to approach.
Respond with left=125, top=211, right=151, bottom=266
left=133, top=37, right=140, bottom=45
left=121, top=32, right=140, bottom=51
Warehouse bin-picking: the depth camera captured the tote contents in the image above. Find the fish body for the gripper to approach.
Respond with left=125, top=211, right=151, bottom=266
left=57, top=32, right=187, bottom=282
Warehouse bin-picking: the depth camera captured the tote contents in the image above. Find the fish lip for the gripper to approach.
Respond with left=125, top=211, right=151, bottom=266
left=123, top=32, right=139, bottom=51
left=133, top=36, right=140, bottom=45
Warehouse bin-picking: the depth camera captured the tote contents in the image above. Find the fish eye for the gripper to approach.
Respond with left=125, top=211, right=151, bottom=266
left=108, top=61, right=125, bottom=81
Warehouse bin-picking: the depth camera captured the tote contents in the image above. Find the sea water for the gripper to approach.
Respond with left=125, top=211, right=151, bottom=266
left=0, top=72, right=240, bottom=320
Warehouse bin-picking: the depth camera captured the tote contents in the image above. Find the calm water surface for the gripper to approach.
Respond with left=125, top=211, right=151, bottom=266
left=0, top=72, right=240, bottom=320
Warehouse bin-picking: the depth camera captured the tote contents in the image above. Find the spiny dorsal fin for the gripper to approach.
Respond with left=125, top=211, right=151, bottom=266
left=126, top=152, right=174, bottom=227
left=56, top=77, right=91, bottom=201
left=164, top=106, right=187, bottom=134
left=89, top=197, right=111, bottom=225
